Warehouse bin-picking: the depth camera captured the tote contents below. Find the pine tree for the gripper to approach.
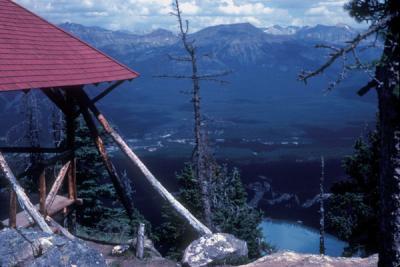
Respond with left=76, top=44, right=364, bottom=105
left=158, top=163, right=266, bottom=260
left=74, top=118, right=150, bottom=242
left=327, top=129, right=379, bottom=256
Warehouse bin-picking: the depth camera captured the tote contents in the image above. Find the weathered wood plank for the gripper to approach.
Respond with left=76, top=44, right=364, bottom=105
left=39, top=170, right=46, bottom=215
left=2, top=195, right=76, bottom=229
left=0, top=152, right=52, bottom=233
left=68, top=158, right=77, bottom=200
left=45, top=161, right=71, bottom=212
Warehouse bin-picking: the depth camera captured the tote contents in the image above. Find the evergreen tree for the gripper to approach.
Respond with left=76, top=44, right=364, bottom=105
left=158, top=163, right=266, bottom=260
left=327, top=129, right=379, bottom=256
left=74, top=119, right=151, bottom=242
left=299, top=1, right=399, bottom=264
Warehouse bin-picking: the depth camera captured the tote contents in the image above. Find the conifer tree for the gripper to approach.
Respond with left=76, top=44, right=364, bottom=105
left=299, top=1, right=399, bottom=265
left=74, top=118, right=150, bottom=241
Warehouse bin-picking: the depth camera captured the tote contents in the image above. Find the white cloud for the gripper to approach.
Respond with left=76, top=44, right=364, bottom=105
left=180, top=1, right=200, bottom=15
left=13, top=0, right=360, bottom=32
left=218, top=0, right=274, bottom=15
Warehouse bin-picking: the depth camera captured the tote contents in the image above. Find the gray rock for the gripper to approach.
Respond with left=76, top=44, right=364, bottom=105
left=182, top=233, right=248, bottom=267
left=239, top=251, right=378, bottom=267
left=0, top=228, right=106, bottom=267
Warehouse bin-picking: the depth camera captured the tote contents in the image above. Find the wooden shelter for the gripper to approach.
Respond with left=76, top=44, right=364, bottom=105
left=0, top=0, right=211, bottom=236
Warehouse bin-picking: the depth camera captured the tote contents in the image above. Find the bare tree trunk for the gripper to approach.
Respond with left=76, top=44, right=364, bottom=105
left=136, top=223, right=145, bottom=259
left=0, top=152, right=52, bottom=233
left=174, top=0, right=213, bottom=228
left=319, top=156, right=325, bottom=255
left=377, top=11, right=400, bottom=266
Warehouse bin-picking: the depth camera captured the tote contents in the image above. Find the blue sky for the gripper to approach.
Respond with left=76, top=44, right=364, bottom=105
left=15, top=0, right=361, bottom=32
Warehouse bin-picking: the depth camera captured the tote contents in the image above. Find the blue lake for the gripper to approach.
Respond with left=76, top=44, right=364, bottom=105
left=261, top=219, right=347, bottom=257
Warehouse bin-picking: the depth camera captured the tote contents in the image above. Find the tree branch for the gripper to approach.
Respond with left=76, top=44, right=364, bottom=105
left=298, top=17, right=390, bottom=84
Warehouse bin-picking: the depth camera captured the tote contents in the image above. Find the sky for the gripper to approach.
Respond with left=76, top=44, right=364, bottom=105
left=14, top=0, right=362, bottom=33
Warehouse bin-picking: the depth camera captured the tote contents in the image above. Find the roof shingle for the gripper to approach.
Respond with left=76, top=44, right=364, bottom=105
left=0, top=0, right=139, bottom=91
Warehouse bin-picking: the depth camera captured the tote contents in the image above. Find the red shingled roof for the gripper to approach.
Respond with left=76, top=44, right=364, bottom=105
left=0, top=0, right=139, bottom=92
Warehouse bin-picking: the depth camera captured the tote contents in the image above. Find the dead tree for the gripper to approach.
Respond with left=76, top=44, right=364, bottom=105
left=298, top=2, right=399, bottom=265
left=319, top=156, right=325, bottom=255
left=156, top=0, right=230, bottom=228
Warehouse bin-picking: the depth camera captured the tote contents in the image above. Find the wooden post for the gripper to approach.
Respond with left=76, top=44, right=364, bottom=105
left=0, top=152, right=52, bottom=233
left=9, top=189, right=16, bottom=228
left=68, top=158, right=77, bottom=200
left=136, top=223, right=145, bottom=259
left=65, top=90, right=77, bottom=233
left=73, top=89, right=212, bottom=236
left=39, top=169, right=46, bottom=215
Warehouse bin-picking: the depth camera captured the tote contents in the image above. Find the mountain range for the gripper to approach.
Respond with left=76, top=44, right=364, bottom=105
left=0, top=22, right=380, bottom=161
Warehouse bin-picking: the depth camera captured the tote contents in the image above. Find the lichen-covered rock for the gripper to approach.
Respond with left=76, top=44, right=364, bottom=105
left=240, top=251, right=378, bottom=267
left=182, top=233, right=248, bottom=267
left=0, top=228, right=106, bottom=267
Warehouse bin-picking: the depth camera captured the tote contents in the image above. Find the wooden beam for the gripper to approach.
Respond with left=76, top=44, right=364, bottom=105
left=46, top=216, right=76, bottom=240
left=74, top=89, right=212, bottom=236
left=42, top=88, right=71, bottom=116
left=0, top=152, right=52, bottom=233
left=63, top=89, right=78, bottom=233
left=9, top=189, right=16, bottom=228
left=78, top=105, right=136, bottom=219
left=17, top=150, right=74, bottom=179
left=39, top=170, right=46, bottom=215
left=0, top=147, right=66, bottom=154
left=72, top=80, right=125, bottom=119
left=68, top=158, right=77, bottom=200
left=2, top=195, right=78, bottom=229
left=45, top=161, right=71, bottom=212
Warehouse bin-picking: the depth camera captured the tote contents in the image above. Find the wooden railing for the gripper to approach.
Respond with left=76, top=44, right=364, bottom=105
left=6, top=157, right=77, bottom=229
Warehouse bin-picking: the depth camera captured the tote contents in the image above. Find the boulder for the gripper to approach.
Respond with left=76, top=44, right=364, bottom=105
left=0, top=228, right=107, bottom=267
left=240, top=251, right=378, bottom=267
left=182, top=233, right=248, bottom=267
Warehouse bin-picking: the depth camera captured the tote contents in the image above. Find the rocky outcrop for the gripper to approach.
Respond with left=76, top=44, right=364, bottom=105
left=0, top=228, right=106, bottom=267
left=182, top=233, right=248, bottom=267
left=240, top=251, right=378, bottom=267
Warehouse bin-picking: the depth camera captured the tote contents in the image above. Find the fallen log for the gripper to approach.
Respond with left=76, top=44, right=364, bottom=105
left=0, top=152, right=52, bottom=233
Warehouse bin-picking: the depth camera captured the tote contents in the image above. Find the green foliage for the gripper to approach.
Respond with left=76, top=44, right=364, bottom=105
left=211, top=167, right=265, bottom=259
left=344, top=0, right=387, bottom=22
left=327, top=129, right=379, bottom=256
left=157, top=163, right=266, bottom=261
left=74, top=119, right=151, bottom=241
